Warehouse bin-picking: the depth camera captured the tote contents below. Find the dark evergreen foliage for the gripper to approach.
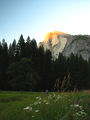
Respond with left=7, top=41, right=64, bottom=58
left=0, top=35, right=90, bottom=91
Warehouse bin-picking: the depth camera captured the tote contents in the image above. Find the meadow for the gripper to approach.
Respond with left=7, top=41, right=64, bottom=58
left=0, top=91, right=90, bottom=120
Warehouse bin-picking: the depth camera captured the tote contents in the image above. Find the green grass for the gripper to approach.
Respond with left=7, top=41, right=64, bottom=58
left=0, top=91, right=90, bottom=120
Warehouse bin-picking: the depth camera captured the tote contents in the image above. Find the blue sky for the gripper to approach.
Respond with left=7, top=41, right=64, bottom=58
left=0, top=0, right=90, bottom=44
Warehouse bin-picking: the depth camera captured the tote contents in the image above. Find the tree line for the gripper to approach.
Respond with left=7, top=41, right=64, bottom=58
left=0, top=35, right=90, bottom=91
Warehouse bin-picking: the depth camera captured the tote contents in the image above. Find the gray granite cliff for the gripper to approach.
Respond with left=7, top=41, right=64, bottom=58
left=38, top=33, right=90, bottom=61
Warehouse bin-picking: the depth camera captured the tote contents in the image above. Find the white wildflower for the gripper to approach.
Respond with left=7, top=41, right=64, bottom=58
left=80, top=111, right=87, bottom=116
left=75, top=112, right=81, bottom=116
left=24, top=106, right=30, bottom=110
left=74, top=104, right=79, bottom=107
left=36, top=96, right=39, bottom=99
left=34, top=101, right=38, bottom=105
left=45, top=102, right=50, bottom=105
left=38, top=101, right=41, bottom=104
left=24, top=106, right=32, bottom=111
left=71, top=104, right=80, bottom=108
left=36, top=96, right=41, bottom=100
left=57, top=95, right=62, bottom=100
left=35, top=110, right=40, bottom=112
left=39, top=97, right=41, bottom=101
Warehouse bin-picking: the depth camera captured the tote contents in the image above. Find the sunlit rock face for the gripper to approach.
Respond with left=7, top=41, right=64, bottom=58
left=43, top=31, right=69, bottom=42
left=38, top=31, right=71, bottom=59
left=38, top=31, right=90, bottom=60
